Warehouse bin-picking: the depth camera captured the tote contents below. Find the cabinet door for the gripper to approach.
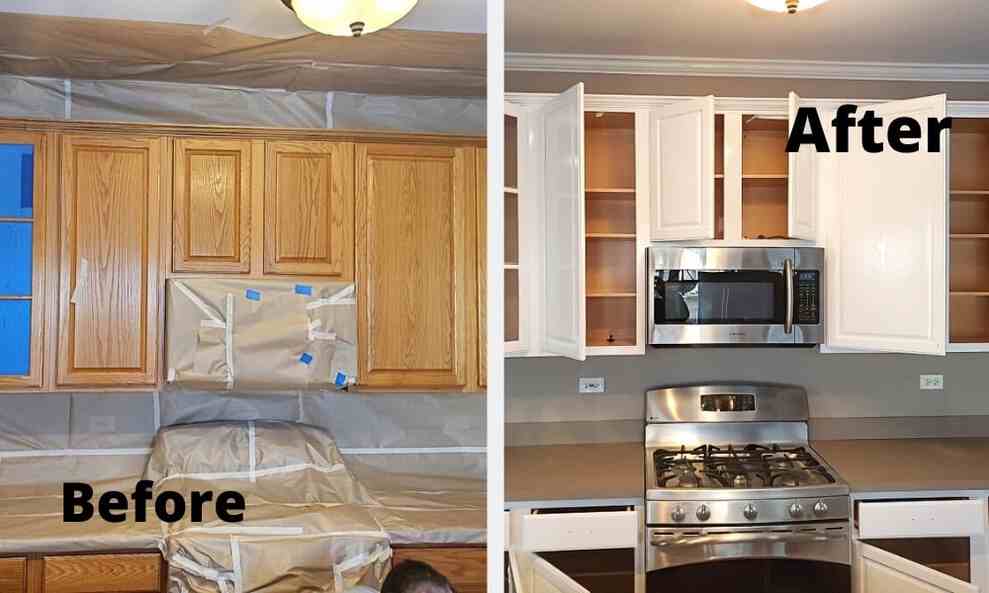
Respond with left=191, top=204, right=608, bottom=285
left=826, top=95, right=947, bottom=355
left=505, top=99, right=528, bottom=354
left=476, top=147, right=487, bottom=389
left=509, top=551, right=590, bottom=593
left=536, top=83, right=586, bottom=360
left=44, top=553, right=161, bottom=593
left=857, top=541, right=976, bottom=593
left=172, top=138, right=252, bottom=273
left=788, top=92, right=818, bottom=240
left=649, top=96, right=716, bottom=241
left=356, top=143, right=471, bottom=389
left=0, top=132, right=47, bottom=389
left=264, top=141, right=354, bottom=278
left=0, top=557, right=26, bottom=593
left=58, top=135, right=163, bottom=386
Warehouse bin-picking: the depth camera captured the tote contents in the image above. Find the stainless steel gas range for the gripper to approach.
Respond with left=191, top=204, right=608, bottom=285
left=644, top=383, right=851, bottom=593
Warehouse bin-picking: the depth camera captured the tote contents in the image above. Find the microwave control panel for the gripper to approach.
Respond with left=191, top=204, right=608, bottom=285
left=795, top=271, right=820, bottom=325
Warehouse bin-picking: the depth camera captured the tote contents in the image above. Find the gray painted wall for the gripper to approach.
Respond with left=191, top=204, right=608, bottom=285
left=507, top=349, right=989, bottom=423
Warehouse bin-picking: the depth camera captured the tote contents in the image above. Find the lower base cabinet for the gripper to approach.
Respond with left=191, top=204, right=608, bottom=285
left=391, top=546, right=486, bottom=593
left=0, top=553, right=163, bottom=593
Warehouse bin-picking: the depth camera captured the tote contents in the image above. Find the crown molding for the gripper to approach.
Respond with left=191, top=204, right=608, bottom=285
left=506, top=52, right=989, bottom=83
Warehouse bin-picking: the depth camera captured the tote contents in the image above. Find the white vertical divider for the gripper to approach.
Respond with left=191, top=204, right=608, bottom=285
left=723, top=112, right=743, bottom=241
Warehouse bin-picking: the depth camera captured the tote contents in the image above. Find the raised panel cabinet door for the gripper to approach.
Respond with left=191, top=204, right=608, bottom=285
left=476, top=147, right=487, bottom=389
left=649, top=96, right=716, bottom=241
left=0, top=557, right=26, bottom=593
left=356, top=143, right=469, bottom=389
left=392, top=547, right=486, bottom=593
left=264, top=141, right=354, bottom=278
left=826, top=95, right=947, bottom=355
left=788, top=92, right=818, bottom=240
left=0, top=132, right=47, bottom=389
left=537, top=83, right=586, bottom=361
left=172, top=138, right=252, bottom=273
left=44, top=554, right=161, bottom=593
left=58, top=135, right=163, bottom=386
left=857, top=542, right=976, bottom=593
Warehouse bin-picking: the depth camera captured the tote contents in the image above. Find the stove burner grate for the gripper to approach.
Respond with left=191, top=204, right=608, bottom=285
left=654, top=444, right=836, bottom=489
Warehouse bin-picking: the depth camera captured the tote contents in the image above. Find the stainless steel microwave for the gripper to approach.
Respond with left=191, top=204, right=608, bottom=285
left=649, top=246, right=825, bottom=345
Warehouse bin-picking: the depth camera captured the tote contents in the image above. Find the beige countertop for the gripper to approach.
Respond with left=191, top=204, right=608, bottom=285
left=813, top=438, right=989, bottom=493
left=506, top=443, right=644, bottom=508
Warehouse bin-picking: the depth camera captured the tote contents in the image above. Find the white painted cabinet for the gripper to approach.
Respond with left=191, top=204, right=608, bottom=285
left=823, top=94, right=948, bottom=356
left=649, top=96, right=716, bottom=241
left=509, top=551, right=591, bottom=593
left=857, top=541, right=977, bottom=593
left=788, top=91, right=818, bottom=240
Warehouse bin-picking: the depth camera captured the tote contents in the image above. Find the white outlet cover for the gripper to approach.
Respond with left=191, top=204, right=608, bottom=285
left=578, top=377, right=606, bottom=394
left=919, top=374, right=944, bottom=390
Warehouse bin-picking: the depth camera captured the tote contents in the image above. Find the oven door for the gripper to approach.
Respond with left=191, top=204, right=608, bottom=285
left=647, top=523, right=851, bottom=593
left=649, top=246, right=823, bottom=345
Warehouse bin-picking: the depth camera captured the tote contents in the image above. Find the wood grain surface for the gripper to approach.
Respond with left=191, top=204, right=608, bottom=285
left=172, top=138, right=251, bottom=273
left=264, top=141, right=354, bottom=278
left=475, top=147, right=487, bottom=389
left=0, top=557, right=26, bottom=593
left=356, top=143, right=468, bottom=389
left=43, top=554, right=160, bottom=593
left=57, top=135, right=161, bottom=387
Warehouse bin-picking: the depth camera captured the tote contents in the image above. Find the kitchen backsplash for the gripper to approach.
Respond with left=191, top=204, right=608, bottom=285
left=507, top=348, right=989, bottom=424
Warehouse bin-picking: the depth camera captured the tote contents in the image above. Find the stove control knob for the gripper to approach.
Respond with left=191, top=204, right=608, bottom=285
left=743, top=504, right=758, bottom=521
left=671, top=506, right=686, bottom=523
left=813, top=501, right=829, bottom=517
left=696, top=505, right=711, bottom=522
left=788, top=503, right=804, bottom=518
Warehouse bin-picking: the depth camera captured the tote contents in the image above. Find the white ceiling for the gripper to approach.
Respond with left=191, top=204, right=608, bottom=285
left=0, top=0, right=486, bottom=38
left=507, top=0, right=989, bottom=64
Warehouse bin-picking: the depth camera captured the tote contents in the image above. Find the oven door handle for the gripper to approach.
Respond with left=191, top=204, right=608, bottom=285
left=650, top=528, right=846, bottom=548
left=784, top=258, right=794, bottom=334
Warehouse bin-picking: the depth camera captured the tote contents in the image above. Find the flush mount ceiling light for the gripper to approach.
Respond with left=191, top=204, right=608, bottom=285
left=281, top=0, right=419, bottom=36
left=745, top=0, right=832, bottom=14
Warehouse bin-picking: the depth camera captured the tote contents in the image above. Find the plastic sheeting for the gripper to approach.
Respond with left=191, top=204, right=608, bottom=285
left=148, top=421, right=391, bottom=593
left=0, top=75, right=485, bottom=132
left=166, top=279, right=358, bottom=391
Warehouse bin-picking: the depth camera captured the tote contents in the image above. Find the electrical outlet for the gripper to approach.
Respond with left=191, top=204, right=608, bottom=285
left=88, top=415, right=116, bottom=433
left=919, top=374, right=944, bottom=390
left=578, top=377, right=606, bottom=394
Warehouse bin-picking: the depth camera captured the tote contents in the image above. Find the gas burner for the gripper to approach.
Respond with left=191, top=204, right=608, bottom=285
left=653, top=443, right=836, bottom=490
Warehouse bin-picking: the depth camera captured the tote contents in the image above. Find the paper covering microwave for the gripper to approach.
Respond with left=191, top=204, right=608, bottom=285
left=166, top=279, right=357, bottom=390
left=145, top=420, right=391, bottom=593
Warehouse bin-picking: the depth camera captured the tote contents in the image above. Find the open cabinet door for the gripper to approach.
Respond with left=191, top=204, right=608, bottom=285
left=509, top=550, right=592, bottom=593
left=649, top=95, right=716, bottom=241
left=826, top=94, right=947, bottom=355
left=788, top=91, right=817, bottom=240
left=857, top=541, right=977, bottom=593
left=505, top=99, right=529, bottom=355
left=536, top=83, right=586, bottom=360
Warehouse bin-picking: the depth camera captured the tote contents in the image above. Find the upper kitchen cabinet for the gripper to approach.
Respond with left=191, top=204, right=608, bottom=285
left=171, top=138, right=253, bottom=274
left=57, top=135, right=165, bottom=387
left=948, top=118, right=989, bottom=349
left=649, top=96, right=716, bottom=241
left=823, top=95, right=947, bottom=356
left=505, top=102, right=527, bottom=355
left=0, top=132, right=48, bottom=389
left=355, top=142, right=477, bottom=390
left=264, top=141, right=355, bottom=279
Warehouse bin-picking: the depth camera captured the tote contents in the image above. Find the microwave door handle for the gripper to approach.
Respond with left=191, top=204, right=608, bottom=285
left=784, top=258, right=794, bottom=334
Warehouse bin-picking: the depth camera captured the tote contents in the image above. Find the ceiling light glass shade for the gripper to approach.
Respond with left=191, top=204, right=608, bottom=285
left=288, top=0, right=419, bottom=36
left=745, top=0, right=832, bottom=13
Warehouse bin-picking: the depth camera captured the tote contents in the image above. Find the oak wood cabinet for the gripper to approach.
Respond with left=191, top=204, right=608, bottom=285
left=57, top=134, right=164, bottom=387
left=171, top=138, right=253, bottom=274
left=263, top=141, right=355, bottom=279
left=355, top=142, right=477, bottom=390
left=475, top=147, right=487, bottom=389
left=0, top=553, right=164, bottom=593
left=392, top=546, right=486, bottom=593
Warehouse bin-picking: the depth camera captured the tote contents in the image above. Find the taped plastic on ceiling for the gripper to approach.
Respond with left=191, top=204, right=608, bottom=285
left=147, top=421, right=391, bottom=593
left=0, top=74, right=485, bottom=133
left=166, top=279, right=358, bottom=391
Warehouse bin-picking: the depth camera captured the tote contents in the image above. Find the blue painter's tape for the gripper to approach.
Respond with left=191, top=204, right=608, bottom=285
left=245, top=289, right=261, bottom=301
left=295, top=284, right=313, bottom=296
left=20, top=153, right=33, bottom=210
left=334, top=372, right=347, bottom=387
left=0, top=300, right=31, bottom=376
left=299, top=352, right=313, bottom=365
left=0, top=144, right=34, bottom=217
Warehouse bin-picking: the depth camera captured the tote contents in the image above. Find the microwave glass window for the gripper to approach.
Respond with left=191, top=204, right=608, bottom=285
left=656, top=271, right=785, bottom=325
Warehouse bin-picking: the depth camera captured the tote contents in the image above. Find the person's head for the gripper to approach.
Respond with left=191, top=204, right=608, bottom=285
left=381, top=560, right=455, bottom=593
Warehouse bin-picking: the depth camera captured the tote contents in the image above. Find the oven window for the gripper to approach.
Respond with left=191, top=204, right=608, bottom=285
left=648, top=558, right=850, bottom=593
left=655, top=270, right=786, bottom=325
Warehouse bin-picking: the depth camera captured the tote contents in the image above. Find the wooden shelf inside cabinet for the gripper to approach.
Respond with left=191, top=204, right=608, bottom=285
left=951, top=234, right=989, bottom=239
left=742, top=174, right=788, bottom=181
left=505, top=186, right=519, bottom=194
left=586, top=188, right=635, bottom=195
left=951, top=190, right=989, bottom=195
left=586, top=233, right=636, bottom=239
left=587, top=292, right=636, bottom=298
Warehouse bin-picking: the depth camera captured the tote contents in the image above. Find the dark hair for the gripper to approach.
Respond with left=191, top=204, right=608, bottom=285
left=381, top=560, right=456, bottom=593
